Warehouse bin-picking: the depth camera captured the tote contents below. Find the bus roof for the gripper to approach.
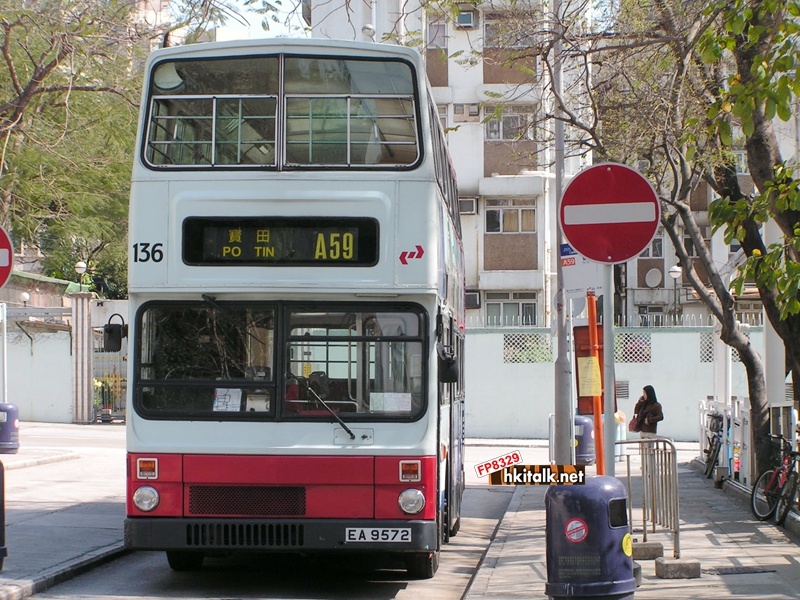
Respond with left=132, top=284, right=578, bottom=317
left=145, top=38, right=423, bottom=66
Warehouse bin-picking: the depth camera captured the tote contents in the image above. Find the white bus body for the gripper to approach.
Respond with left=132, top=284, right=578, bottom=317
left=124, top=39, right=464, bottom=578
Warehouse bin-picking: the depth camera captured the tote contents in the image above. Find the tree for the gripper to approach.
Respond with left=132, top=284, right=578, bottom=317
left=701, top=2, right=800, bottom=471
left=0, top=0, right=247, bottom=294
left=405, top=0, right=782, bottom=473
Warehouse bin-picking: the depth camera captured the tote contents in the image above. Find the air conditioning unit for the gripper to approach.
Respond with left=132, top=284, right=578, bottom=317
left=459, top=198, right=477, bottom=215
left=465, top=291, right=480, bottom=308
left=456, top=10, right=476, bottom=28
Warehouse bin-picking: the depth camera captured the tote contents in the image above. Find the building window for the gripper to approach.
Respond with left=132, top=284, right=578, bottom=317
left=485, top=198, right=535, bottom=233
left=484, top=17, right=527, bottom=49
left=453, top=103, right=480, bottom=123
left=437, top=104, right=448, bottom=132
left=485, top=292, right=537, bottom=326
left=427, top=22, right=447, bottom=49
left=683, top=235, right=705, bottom=257
left=485, top=105, right=535, bottom=141
left=733, top=150, right=749, bottom=174
left=639, top=229, right=663, bottom=257
left=637, top=305, right=664, bottom=327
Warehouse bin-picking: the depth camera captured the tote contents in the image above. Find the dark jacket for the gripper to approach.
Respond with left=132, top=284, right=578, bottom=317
left=634, top=396, right=663, bottom=434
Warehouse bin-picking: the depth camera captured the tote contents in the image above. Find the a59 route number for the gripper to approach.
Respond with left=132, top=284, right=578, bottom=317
left=132, top=243, right=164, bottom=263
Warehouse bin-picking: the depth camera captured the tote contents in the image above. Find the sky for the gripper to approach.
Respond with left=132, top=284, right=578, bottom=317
left=215, top=0, right=307, bottom=41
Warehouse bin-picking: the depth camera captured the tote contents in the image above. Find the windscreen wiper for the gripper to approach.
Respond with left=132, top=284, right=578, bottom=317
left=307, top=387, right=356, bottom=440
left=201, top=294, right=226, bottom=312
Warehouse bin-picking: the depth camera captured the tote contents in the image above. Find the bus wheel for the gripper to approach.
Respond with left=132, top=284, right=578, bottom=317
left=166, top=550, right=204, bottom=571
left=449, top=516, right=461, bottom=537
left=405, top=550, right=440, bottom=579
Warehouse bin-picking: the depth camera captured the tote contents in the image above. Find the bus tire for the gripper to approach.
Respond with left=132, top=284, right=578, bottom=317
left=405, top=550, right=440, bottom=579
left=166, top=550, right=204, bottom=571
left=449, top=515, right=461, bottom=537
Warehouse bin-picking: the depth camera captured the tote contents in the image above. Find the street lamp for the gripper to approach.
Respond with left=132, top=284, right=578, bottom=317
left=20, top=292, right=29, bottom=307
left=74, top=260, right=88, bottom=284
left=361, top=23, right=376, bottom=40
left=668, top=264, right=682, bottom=316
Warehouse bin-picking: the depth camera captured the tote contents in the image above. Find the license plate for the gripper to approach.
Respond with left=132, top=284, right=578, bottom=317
left=345, top=527, right=411, bottom=543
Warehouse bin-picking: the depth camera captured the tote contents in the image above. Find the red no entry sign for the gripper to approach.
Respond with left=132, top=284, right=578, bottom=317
left=0, top=226, right=13, bottom=290
left=560, top=164, right=660, bottom=264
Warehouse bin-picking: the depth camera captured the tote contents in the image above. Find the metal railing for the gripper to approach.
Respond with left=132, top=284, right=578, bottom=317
left=616, top=437, right=680, bottom=558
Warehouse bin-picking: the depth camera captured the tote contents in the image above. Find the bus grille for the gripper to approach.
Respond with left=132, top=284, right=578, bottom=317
left=188, top=485, right=306, bottom=516
left=186, top=523, right=305, bottom=547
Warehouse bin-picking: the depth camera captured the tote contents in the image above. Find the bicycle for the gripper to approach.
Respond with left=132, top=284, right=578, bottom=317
left=703, top=412, right=724, bottom=479
left=750, top=434, right=800, bottom=524
left=775, top=458, right=799, bottom=526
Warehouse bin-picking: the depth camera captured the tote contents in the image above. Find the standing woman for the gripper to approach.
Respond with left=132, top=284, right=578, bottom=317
left=633, top=385, right=664, bottom=438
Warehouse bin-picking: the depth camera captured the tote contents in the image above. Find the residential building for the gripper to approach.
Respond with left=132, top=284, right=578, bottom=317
left=306, top=1, right=785, bottom=330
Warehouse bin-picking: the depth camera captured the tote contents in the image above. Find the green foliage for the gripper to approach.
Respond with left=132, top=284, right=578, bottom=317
left=711, top=164, right=800, bottom=318
left=0, top=0, right=240, bottom=299
left=699, top=0, right=799, bottom=132
left=700, top=0, right=800, bottom=319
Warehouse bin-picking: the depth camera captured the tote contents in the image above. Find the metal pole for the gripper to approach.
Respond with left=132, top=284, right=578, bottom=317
left=603, top=265, right=617, bottom=476
left=673, top=279, right=678, bottom=316
left=0, top=303, right=6, bottom=404
left=552, top=0, right=573, bottom=465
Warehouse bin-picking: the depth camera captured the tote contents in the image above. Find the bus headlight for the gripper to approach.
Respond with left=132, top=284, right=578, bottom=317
left=398, top=489, right=425, bottom=515
left=133, top=486, right=160, bottom=512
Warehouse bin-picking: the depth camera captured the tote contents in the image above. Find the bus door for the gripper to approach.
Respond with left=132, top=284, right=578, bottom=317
left=437, top=312, right=464, bottom=541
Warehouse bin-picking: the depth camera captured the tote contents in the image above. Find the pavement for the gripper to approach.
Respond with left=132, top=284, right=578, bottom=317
left=0, top=425, right=798, bottom=599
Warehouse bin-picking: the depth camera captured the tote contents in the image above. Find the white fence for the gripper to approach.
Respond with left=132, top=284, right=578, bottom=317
left=464, top=324, right=763, bottom=442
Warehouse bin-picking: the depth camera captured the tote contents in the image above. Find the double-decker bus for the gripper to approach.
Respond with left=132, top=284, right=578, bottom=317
left=124, top=38, right=465, bottom=579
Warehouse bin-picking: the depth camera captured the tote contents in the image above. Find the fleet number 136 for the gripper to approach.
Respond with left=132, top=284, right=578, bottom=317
left=133, top=243, right=164, bottom=263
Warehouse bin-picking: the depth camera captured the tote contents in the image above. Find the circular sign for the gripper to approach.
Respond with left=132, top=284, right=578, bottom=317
left=564, top=517, right=588, bottom=543
left=560, top=163, right=660, bottom=264
left=0, top=226, right=14, bottom=290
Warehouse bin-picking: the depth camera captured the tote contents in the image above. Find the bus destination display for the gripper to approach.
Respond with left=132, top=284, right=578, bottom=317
left=183, top=217, right=379, bottom=266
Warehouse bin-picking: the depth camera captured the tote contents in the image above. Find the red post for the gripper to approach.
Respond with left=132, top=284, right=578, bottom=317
left=586, top=292, right=605, bottom=475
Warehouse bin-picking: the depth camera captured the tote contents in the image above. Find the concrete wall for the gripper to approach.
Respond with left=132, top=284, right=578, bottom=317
left=465, top=327, right=762, bottom=442
left=5, top=329, right=73, bottom=423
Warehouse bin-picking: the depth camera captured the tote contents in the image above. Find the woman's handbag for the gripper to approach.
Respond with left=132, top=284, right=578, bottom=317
left=628, top=415, right=640, bottom=432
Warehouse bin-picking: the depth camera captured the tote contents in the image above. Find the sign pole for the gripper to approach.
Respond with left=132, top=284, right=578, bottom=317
left=0, top=304, right=5, bottom=404
left=558, top=164, right=660, bottom=477
left=603, top=265, right=617, bottom=476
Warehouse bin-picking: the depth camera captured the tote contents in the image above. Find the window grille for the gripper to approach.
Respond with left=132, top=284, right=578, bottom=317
left=614, top=332, right=651, bottom=363
left=503, top=333, right=552, bottom=363
left=700, top=332, right=714, bottom=363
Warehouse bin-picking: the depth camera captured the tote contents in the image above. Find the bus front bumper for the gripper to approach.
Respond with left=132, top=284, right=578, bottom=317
left=125, top=518, right=438, bottom=553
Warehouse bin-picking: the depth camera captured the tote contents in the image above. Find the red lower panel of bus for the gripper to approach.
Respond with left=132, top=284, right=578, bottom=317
left=127, top=454, right=437, bottom=521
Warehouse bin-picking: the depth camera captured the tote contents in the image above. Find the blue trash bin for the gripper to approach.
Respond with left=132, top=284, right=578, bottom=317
left=0, top=404, right=19, bottom=454
left=545, top=476, right=635, bottom=599
left=574, top=415, right=595, bottom=465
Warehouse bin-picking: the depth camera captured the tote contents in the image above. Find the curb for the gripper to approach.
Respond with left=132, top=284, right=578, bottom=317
left=2, top=453, right=80, bottom=471
left=0, top=543, right=128, bottom=600
left=462, top=485, right=525, bottom=599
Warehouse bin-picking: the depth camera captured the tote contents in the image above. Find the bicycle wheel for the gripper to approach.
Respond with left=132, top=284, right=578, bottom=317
left=704, top=438, right=721, bottom=479
left=751, top=470, right=779, bottom=520
left=775, top=471, right=798, bottom=526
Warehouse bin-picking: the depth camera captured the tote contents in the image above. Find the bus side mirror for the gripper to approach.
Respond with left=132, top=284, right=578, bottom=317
left=437, top=342, right=459, bottom=383
left=103, top=313, right=128, bottom=352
